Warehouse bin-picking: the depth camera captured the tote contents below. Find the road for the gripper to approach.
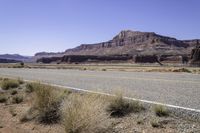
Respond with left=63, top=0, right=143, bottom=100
left=0, top=68, right=200, bottom=110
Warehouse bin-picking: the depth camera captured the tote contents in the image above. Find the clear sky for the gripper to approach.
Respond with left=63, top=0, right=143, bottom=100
left=0, top=0, right=200, bottom=56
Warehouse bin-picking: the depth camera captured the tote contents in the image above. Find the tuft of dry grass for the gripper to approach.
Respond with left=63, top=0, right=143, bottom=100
left=107, top=93, right=144, bottom=117
left=33, top=83, right=62, bottom=124
left=25, top=82, right=37, bottom=93
left=17, top=78, right=24, bottom=84
left=1, top=79, right=19, bottom=90
left=12, top=95, right=23, bottom=104
left=0, top=94, right=8, bottom=103
left=62, top=94, right=110, bottom=133
left=10, top=90, right=18, bottom=95
left=173, top=68, right=191, bottom=73
left=154, top=105, right=169, bottom=117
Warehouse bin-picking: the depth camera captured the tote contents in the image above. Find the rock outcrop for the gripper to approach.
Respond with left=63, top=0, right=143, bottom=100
left=190, top=40, right=200, bottom=66
left=34, top=30, right=199, bottom=64
left=37, top=55, right=133, bottom=64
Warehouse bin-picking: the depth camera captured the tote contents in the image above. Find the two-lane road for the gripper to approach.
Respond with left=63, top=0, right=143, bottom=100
left=0, top=68, right=200, bottom=110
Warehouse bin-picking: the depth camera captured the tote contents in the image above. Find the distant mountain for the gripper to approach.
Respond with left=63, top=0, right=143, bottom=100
left=35, top=30, right=199, bottom=58
left=0, top=54, right=32, bottom=62
left=64, top=30, right=197, bottom=56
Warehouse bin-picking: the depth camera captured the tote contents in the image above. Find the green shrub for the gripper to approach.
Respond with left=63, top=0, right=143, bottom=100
left=12, top=95, right=23, bottom=104
left=107, top=93, right=144, bottom=117
left=1, top=79, right=19, bottom=90
left=154, top=105, right=169, bottom=117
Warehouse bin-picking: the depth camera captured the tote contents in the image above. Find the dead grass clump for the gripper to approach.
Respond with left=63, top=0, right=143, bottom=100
left=12, top=95, right=23, bottom=104
left=33, top=83, right=62, bottom=124
left=1, top=79, right=19, bottom=90
left=25, top=82, right=37, bottom=93
left=154, top=105, right=169, bottom=117
left=107, top=93, right=144, bottom=117
left=173, top=68, right=191, bottom=73
left=62, top=94, right=109, bottom=133
left=0, top=94, right=8, bottom=103
left=151, top=120, right=163, bottom=128
left=10, top=90, right=18, bottom=95
left=17, top=78, right=24, bottom=84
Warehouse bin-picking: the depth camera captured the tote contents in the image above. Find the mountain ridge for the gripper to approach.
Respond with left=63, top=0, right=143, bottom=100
left=35, top=30, right=199, bottom=58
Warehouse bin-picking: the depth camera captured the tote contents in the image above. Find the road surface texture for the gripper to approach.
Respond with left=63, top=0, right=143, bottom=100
left=0, top=68, right=200, bottom=110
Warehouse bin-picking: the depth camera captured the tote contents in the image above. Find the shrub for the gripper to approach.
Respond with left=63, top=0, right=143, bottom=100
left=10, top=90, right=18, bottom=95
left=12, top=95, right=23, bottom=104
left=173, top=68, right=191, bottom=73
left=151, top=120, right=163, bottom=128
left=1, top=79, right=19, bottom=90
left=0, top=95, right=8, bottom=103
left=107, top=93, right=144, bottom=117
left=17, top=78, right=24, bottom=84
left=62, top=94, right=109, bottom=133
left=25, top=83, right=36, bottom=93
left=154, top=105, right=169, bottom=117
left=33, top=83, right=62, bottom=124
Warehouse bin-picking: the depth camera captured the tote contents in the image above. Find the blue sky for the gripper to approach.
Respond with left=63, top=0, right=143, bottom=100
left=0, top=0, right=200, bottom=56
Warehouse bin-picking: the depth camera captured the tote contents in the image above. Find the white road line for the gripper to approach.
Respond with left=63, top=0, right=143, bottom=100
left=23, top=79, right=200, bottom=113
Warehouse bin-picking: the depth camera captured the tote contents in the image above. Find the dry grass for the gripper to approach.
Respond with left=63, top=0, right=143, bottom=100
left=154, top=105, right=169, bottom=117
left=32, top=83, right=63, bottom=124
left=1, top=79, right=19, bottom=90
left=107, top=93, right=144, bottom=117
left=62, top=94, right=110, bottom=133
left=12, top=95, right=23, bottom=104
left=25, top=82, right=37, bottom=93
left=0, top=94, right=8, bottom=103
left=173, top=68, right=191, bottom=73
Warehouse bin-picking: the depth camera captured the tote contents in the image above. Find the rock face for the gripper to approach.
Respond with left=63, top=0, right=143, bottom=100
left=190, top=41, right=200, bottom=66
left=64, top=30, right=191, bottom=56
left=37, top=55, right=133, bottom=64
left=134, top=55, right=162, bottom=65
left=35, top=30, right=199, bottom=64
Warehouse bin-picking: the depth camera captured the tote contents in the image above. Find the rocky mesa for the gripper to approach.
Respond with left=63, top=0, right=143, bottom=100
left=36, top=30, right=200, bottom=64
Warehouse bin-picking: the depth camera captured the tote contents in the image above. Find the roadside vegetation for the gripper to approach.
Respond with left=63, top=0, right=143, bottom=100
left=106, top=93, right=144, bottom=117
left=0, top=77, right=199, bottom=133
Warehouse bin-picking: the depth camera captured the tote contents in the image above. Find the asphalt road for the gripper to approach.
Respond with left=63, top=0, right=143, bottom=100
left=0, top=68, right=200, bottom=110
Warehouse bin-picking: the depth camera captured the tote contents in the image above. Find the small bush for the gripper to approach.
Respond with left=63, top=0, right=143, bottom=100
left=62, top=94, right=109, bottom=133
left=25, top=83, right=36, bottom=93
left=0, top=95, right=8, bottom=103
left=1, top=79, right=19, bottom=90
left=10, top=90, right=18, bottom=95
left=12, top=95, right=23, bottom=104
left=17, top=78, right=24, bottom=84
left=107, top=93, right=144, bottom=117
left=173, top=68, right=191, bottom=73
left=151, top=120, right=163, bottom=128
left=33, top=83, right=62, bottom=124
left=154, top=105, right=169, bottom=117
